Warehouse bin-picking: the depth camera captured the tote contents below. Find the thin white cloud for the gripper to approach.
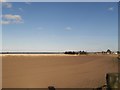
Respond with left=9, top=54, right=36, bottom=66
left=65, top=27, right=72, bottom=30
left=25, top=2, right=31, bottom=5
left=3, top=14, right=22, bottom=21
left=108, top=7, right=114, bottom=11
left=2, top=2, right=12, bottom=8
left=18, top=8, right=23, bottom=11
left=1, top=14, right=24, bottom=25
left=0, top=0, right=6, bottom=2
left=25, top=0, right=32, bottom=4
left=0, top=20, right=10, bottom=24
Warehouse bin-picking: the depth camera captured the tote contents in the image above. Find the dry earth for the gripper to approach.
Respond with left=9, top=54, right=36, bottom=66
left=1, top=54, right=118, bottom=88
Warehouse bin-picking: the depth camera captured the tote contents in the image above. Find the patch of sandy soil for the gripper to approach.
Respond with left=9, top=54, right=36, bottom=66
left=2, top=55, right=118, bottom=88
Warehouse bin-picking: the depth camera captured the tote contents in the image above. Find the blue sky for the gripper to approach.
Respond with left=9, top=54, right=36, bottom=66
left=2, top=2, right=118, bottom=52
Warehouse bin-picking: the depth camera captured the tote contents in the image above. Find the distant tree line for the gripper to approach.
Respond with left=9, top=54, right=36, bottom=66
left=64, top=51, right=87, bottom=55
left=101, top=49, right=112, bottom=54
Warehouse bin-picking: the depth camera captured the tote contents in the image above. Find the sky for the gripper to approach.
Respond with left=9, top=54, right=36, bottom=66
left=2, top=2, right=118, bottom=52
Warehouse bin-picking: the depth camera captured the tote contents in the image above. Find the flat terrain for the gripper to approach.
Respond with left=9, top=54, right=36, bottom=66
left=2, top=54, right=118, bottom=88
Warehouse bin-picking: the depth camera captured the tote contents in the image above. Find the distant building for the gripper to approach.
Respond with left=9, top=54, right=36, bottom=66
left=106, top=49, right=112, bottom=54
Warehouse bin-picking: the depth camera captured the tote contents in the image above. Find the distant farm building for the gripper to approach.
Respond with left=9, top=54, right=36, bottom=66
left=106, top=49, right=112, bottom=54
